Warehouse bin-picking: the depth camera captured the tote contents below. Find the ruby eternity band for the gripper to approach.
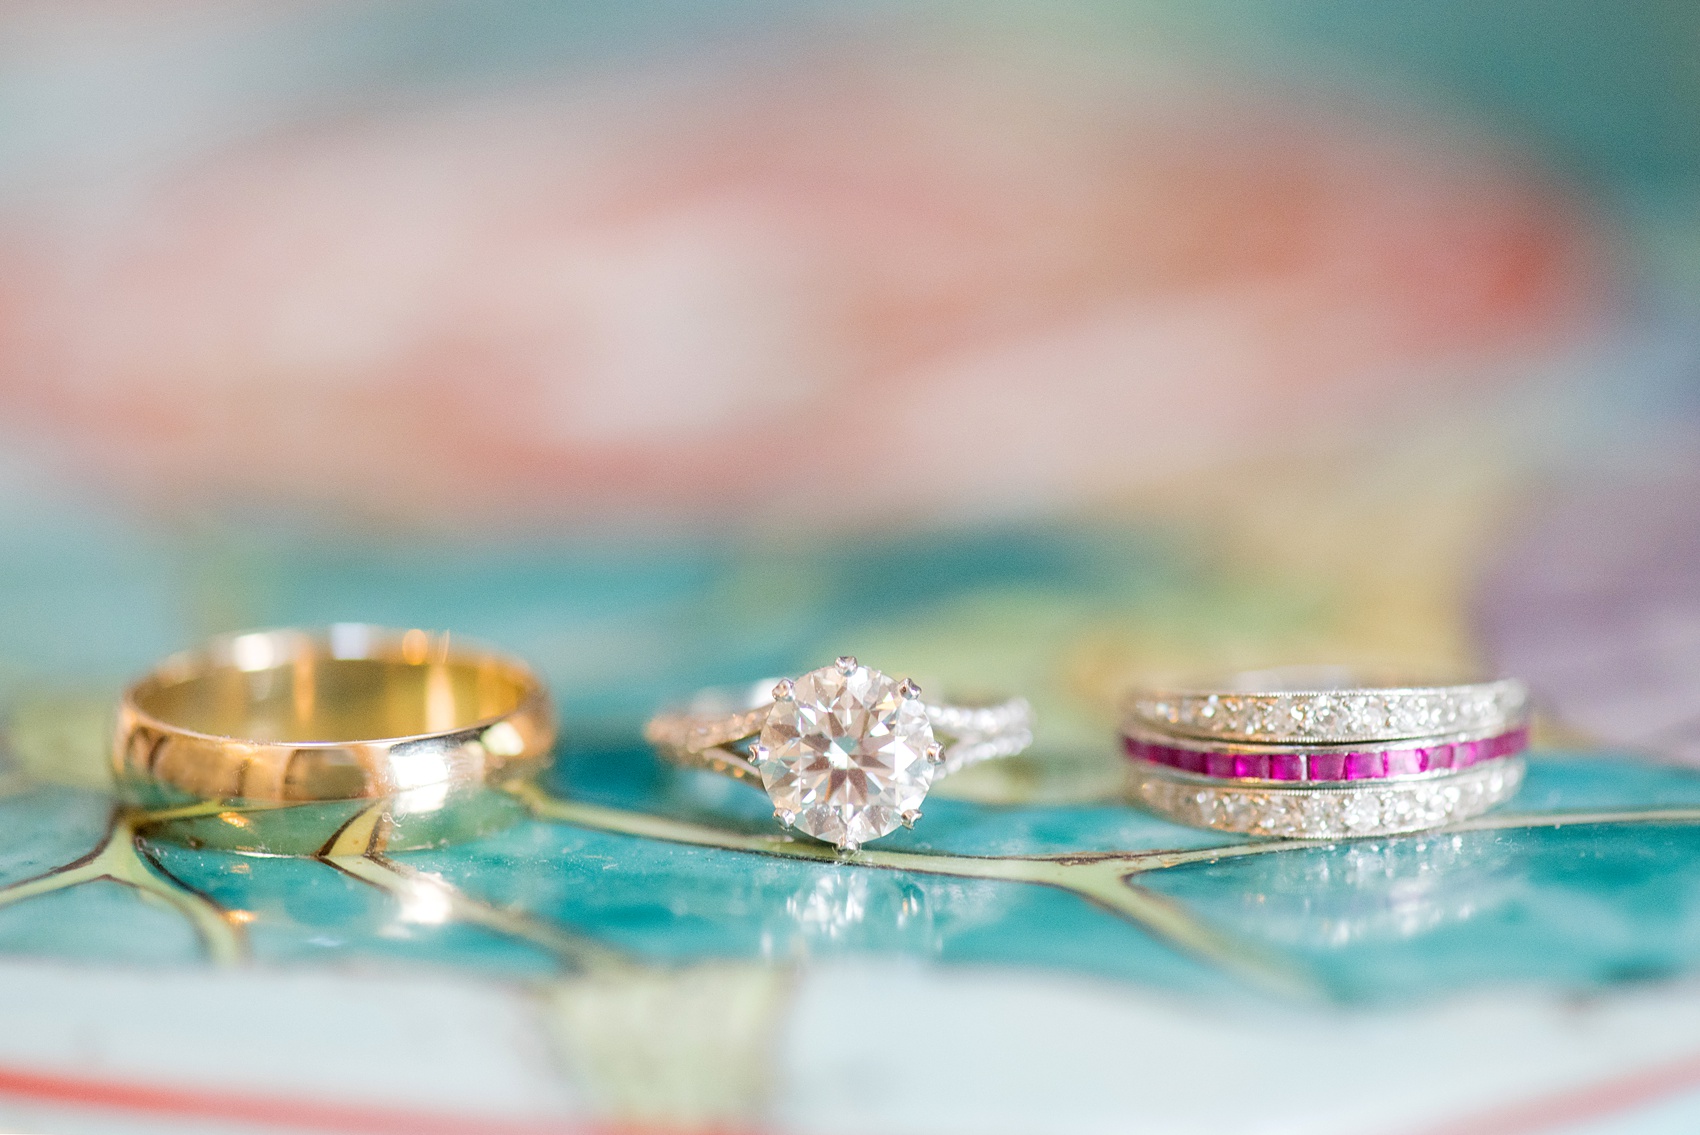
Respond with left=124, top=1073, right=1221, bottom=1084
left=1122, top=668, right=1530, bottom=838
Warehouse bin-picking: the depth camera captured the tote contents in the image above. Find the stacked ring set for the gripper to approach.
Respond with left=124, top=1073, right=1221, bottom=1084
left=1121, top=669, right=1530, bottom=839
left=114, top=626, right=1532, bottom=856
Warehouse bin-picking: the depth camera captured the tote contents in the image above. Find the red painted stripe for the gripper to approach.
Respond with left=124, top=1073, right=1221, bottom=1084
left=0, top=1064, right=756, bottom=1135
left=1397, top=1048, right=1700, bottom=1135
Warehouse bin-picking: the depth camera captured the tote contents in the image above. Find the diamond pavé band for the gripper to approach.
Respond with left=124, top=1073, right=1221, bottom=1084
left=1126, top=671, right=1528, bottom=746
left=1129, top=758, right=1526, bottom=839
left=1122, top=668, right=1530, bottom=837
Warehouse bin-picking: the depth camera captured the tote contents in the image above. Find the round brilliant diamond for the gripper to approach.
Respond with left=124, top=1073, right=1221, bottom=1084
left=758, top=662, right=936, bottom=849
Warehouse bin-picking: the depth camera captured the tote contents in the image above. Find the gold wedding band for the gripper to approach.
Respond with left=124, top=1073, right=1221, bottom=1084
left=115, top=625, right=556, bottom=854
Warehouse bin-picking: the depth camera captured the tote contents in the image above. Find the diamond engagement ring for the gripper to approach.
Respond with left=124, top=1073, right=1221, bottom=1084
left=644, top=657, right=1034, bottom=851
left=1122, top=667, right=1530, bottom=838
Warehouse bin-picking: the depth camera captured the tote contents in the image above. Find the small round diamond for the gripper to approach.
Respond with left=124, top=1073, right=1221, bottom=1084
left=1342, top=793, right=1382, bottom=832
left=757, top=662, right=936, bottom=849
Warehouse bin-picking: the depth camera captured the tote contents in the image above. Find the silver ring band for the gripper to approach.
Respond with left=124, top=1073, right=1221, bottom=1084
left=1126, top=668, right=1528, bottom=745
left=1122, top=666, right=1530, bottom=837
left=645, top=681, right=1033, bottom=779
left=1129, top=758, right=1526, bottom=839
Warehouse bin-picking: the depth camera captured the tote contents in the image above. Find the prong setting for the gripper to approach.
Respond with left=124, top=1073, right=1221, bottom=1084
left=898, top=678, right=922, bottom=700
left=901, top=809, right=921, bottom=828
left=771, top=678, right=794, bottom=701
left=775, top=808, right=796, bottom=828
left=926, top=742, right=945, bottom=765
left=756, top=660, right=940, bottom=852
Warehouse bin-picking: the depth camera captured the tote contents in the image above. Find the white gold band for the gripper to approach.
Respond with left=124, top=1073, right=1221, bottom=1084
left=645, top=682, right=1032, bottom=778
left=1126, top=669, right=1528, bottom=745
left=1129, top=758, right=1526, bottom=839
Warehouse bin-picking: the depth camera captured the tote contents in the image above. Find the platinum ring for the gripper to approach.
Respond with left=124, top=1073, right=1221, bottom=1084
left=1129, top=758, right=1527, bottom=839
left=1127, top=667, right=1527, bottom=745
left=1123, top=668, right=1529, bottom=837
left=644, top=656, right=1033, bottom=852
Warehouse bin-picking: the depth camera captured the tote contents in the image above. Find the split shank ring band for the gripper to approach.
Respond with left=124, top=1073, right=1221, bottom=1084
left=1123, top=667, right=1530, bottom=839
left=115, top=625, right=556, bottom=853
left=644, top=656, right=1033, bottom=851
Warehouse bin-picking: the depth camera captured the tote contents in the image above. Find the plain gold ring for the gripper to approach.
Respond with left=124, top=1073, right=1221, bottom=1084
left=114, top=624, right=556, bottom=853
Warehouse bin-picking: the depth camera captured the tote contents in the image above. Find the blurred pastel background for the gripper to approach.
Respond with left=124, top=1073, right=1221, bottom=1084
left=0, top=1, right=1694, bottom=756
left=1, top=0, right=1694, bottom=751
left=1, top=4, right=1700, bottom=1133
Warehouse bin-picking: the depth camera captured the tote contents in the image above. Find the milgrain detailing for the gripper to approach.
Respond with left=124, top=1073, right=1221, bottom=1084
left=1122, top=671, right=1530, bottom=836
left=1130, top=759, right=1527, bottom=840
left=1127, top=679, right=1528, bottom=745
